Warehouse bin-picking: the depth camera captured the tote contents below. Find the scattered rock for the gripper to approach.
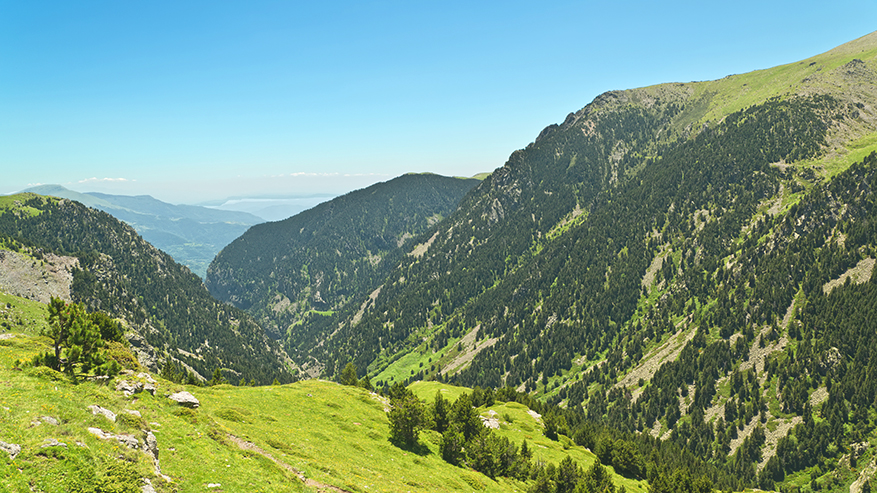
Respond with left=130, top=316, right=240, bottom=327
left=87, top=405, right=117, bottom=422
left=115, top=434, right=140, bottom=450
left=480, top=410, right=500, bottom=429
left=88, top=427, right=112, bottom=440
left=41, top=438, right=67, bottom=448
left=168, top=391, right=199, bottom=408
left=31, top=415, right=60, bottom=427
left=141, top=478, right=157, bottom=493
left=125, top=409, right=142, bottom=418
left=0, top=440, right=21, bottom=459
left=137, top=372, right=157, bottom=385
left=88, top=427, right=140, bottom=449
left=142, top=431, right=158, bottom=460
left=116, top=380, right=143, bottom=397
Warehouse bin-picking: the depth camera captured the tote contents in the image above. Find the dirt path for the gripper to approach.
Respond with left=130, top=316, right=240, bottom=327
left=227, top=434, right=351, bottom=493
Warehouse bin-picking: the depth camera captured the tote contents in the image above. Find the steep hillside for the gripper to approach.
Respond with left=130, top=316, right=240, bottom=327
left=0, top=194, right=293, bottom=384
left=205, top=173, right=480, bottom=369
left=229, top=32, right=877, bottom=491
left=24, top=185, right=263, bottom=278
left=0, top=297, right=665, bottom=493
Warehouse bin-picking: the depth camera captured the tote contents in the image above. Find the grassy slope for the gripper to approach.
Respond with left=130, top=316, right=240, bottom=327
left=1, top=290, right=647, bottom=493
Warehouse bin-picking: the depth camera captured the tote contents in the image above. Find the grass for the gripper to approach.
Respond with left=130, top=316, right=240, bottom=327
left=0, top=294, right=556, bottom=493
left=409, top=381, right=650, bottom=493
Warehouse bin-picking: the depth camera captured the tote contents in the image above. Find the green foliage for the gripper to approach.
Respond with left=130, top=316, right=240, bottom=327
left=37, top=298, right=119, bottom=376
left=0, top=195, right=293, bottom=385
left=388, top=388, right=427, bottom=448
left=339, top=362, right=359, bottom=386
left=205, top=173, right=479, bottom=351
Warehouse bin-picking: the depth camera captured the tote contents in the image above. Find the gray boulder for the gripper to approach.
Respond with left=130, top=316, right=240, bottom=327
left=87, top=404, right=117, bottom=422
left=0, top=440, right=21, bottom=459
left=168, top=391, right=200, bottom=408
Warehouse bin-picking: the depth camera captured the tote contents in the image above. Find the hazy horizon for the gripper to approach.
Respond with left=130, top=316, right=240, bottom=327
left=3, top=1, right=875, bottom=204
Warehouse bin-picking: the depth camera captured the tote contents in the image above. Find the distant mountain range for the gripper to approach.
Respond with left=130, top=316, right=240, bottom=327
left=23, top=185, right=264, bottom=278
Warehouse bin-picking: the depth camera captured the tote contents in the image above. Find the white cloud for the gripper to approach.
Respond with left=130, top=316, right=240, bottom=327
left=77, top=177, right=134, bottom=184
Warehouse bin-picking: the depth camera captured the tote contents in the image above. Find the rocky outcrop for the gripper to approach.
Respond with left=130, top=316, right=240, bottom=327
left=40, top=438, right=67, bottom=449
left=87, top=404, right=117, bottom=422
left=0, top=440, right=21, bottom=459
left=87, top=427, right=138, bottom=449
left=168, top=391, right=200, bottom=408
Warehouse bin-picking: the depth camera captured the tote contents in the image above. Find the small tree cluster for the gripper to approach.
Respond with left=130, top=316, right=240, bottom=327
left=34, top=297, right=122, bottom=377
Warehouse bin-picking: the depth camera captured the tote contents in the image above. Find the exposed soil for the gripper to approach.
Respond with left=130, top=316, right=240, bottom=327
left=616, top=321, right=696, bottom=401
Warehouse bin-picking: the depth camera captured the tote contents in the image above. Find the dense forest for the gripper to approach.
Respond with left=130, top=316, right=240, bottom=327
left=206, top=173, right=479, bottom=359
left=0, top=195, right=294, bottom=384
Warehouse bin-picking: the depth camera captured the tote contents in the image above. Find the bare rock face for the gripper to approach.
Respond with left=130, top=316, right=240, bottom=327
left=168, top=391, right=200, bottom=408
left=0, top=250, right=78, bottom=304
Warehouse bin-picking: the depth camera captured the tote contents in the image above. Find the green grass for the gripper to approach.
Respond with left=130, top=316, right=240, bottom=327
left=409, top=381, right=650, bottom=493
left=0, top=193, right=49, bottom=217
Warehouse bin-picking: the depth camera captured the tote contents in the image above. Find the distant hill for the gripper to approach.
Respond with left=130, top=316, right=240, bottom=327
left=0, top=193, right=294, bottom=384
left=23, top=185, right=263, bottom=278
left=205, top=173, right=480, bottom=372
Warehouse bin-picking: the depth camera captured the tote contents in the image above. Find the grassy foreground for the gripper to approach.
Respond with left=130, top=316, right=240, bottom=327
left=1, top=290, right=647, bottom=493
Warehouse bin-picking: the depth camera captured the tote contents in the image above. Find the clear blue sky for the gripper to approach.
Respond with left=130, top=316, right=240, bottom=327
left=2, top=1, right=875, bottom=204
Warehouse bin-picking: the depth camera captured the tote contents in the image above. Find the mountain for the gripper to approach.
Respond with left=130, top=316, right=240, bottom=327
left=213, top=32, right=877, bottom=491
left=205, top=173, right=481, bottom=371
left=0, top=286, right=665, bottom=493
left=23, top=185, right=264, bottom=278
left=0, top=193, right=294, bottom=384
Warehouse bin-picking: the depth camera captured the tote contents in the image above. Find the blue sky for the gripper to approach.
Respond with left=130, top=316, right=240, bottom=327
left=2, top=1, right=875, bottom=204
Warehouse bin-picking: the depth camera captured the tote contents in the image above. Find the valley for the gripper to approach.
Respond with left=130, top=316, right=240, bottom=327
left=3, top=30, right=877, bottom=493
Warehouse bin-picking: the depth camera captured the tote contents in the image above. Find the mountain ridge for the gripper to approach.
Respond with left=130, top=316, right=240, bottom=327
left=22, top=185, right=264, bottom=278
left=212, top=31, right=877, bottom=491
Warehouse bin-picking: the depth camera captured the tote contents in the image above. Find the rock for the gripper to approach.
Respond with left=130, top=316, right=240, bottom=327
left=88, top=427, right=139, bottom=449
left=41, top=438, right=67, bottom=448
left=125, top=409, right=142, bottom=418
left=137, top=372, right=157, bottom=385
left=115, top=434, right=140, bottom=449
left=0, top=440, right=21, bottom=459
left=88, top=427, right=112, bottom=440
left=142, top=431, right=158, bottom=460
left=207, top=484, right=221, bottom=489
left=168, top=391, right=199, bottom=408
left=39, top=416, right=59, bottom=426
left=480, top=410, right=500, bottom=429
left=143, top=383, right=157, bottom=396
left=141, top=478, right=157, bottom=493
left=87, top=404, right=117, bottom=422
left=116, top=380, right=143, bottom=397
